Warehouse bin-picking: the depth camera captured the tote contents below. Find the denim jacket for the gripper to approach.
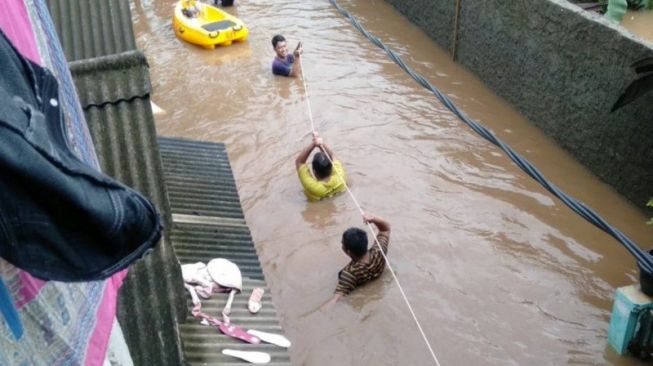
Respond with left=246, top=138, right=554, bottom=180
left=0, top=29, right=161, bottom=282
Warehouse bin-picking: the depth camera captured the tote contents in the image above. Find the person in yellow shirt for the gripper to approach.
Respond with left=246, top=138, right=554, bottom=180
left=295, top=133, right=347, bottom=200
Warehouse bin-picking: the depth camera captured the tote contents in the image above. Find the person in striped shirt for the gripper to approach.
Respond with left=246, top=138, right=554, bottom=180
left=322, top=214, right=391, bottom=308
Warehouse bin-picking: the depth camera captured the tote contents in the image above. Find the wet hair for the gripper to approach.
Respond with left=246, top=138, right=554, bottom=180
left=272, top=34, right=286, bottom=48
left=312, top=152, right=332, bottom=179
left=342, top=228, right=368, bottom=258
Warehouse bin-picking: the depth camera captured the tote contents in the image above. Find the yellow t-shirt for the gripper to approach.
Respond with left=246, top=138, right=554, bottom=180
left=297, top=160, right=346, bottom=200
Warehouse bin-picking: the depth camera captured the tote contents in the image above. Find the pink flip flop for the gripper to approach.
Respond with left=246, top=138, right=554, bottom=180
left=248, top=288, right=264, bottom=314
left=219, top=322, right=261, bottom=344
left=188, top=300, right=260, bottom=345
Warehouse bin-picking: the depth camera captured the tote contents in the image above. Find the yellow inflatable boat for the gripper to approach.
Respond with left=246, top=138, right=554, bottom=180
left=173, top=0, right=248, bottom=48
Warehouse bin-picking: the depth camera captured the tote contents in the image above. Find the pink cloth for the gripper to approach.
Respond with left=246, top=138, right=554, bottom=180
left=0, top=0, right=40, bottom=63
left=85, top=270, right=127, bottom=366
left=15, top=271, right=46, bottom=308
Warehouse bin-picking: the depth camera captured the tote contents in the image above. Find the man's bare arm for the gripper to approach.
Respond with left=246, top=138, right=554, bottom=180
left=320, top=292, right=344, bottom=311
left=295, top=139, right=316, bottom=169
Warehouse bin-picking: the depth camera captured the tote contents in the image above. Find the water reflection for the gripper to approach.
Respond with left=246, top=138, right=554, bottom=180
left=196, top=41, right=252, bottom=66
left=301, top=198, right=340, bottom=229
left=273, top=77, right=295, bottom=101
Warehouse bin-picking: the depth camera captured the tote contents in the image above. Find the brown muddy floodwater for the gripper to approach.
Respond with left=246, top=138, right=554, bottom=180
left=132, top=0, right=653, bottom=364
left=622, top=10, right=653, bottom=44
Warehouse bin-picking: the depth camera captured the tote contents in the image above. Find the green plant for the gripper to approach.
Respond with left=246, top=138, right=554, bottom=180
left=648, top=199, right=653, bottom=225
left=604, top=0, right=628, bottom=21
left=603, top=0, right=653, bottom=22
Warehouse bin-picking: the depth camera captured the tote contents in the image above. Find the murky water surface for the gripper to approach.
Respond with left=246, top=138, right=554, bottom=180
left=621, top=10, right=653, bottom=43
left=132, top=0, right=653, bottom=364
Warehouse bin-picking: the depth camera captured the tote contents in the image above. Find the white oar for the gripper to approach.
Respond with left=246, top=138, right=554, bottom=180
left=222, top=349, right=271, bottom=364
left=247, top=329, right=291, bottom=348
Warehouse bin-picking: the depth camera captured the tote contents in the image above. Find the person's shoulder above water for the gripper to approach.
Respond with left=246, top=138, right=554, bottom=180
left=321, top=214, right=392, bottom=310
left=272, top=54, right=294, bottom=76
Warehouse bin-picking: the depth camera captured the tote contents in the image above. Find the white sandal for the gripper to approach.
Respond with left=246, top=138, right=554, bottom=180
left=248, top=287, right=264, bottom=314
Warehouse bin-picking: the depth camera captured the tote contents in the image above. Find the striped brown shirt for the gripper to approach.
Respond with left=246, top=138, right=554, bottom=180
left=335, top=231, right=390, bottom=296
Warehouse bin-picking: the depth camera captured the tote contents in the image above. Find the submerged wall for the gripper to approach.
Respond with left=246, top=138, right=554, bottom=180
left=386, top=0, right=653, bottom=209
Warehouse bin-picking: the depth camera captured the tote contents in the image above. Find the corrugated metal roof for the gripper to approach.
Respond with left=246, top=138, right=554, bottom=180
left=46, top=0, right=136, bottom=61
left=159, top=137, right=293, bottom=365
left=55, top=1, right=188, bottom=361
left=161, top=140, right=246, bottom=220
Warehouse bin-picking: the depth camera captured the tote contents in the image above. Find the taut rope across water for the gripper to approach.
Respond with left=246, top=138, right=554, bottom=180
left=298, top=55, right=442, bottom=366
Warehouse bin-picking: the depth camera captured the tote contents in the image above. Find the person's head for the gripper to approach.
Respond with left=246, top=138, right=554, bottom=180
left=312, top=152, right=332, bottom=180
left=272, top=35, right=288, bottom=59
left=342, top=228, right=368, bottom=259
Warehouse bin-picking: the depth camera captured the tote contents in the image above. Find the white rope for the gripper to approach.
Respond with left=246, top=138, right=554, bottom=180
left=298, top=56, right=317, bottom=133
left=297, top=56, right=442, bottom=366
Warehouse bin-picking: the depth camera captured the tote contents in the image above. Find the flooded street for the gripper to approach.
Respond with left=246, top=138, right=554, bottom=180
left=133, top=0, right=653, bottom=364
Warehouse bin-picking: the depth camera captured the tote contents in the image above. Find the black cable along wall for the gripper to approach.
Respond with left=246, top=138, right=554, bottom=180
left=329, top=0, right=653, bottom=274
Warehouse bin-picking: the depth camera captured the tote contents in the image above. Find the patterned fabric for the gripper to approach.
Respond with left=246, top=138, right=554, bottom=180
left=0, top=262, right=125, bottom=365
left=335, top=231, right=390, bottom=296
left=0, top=1, right=125, bottom=365
left=29, top=0, right=99, bottom=166
left=297, top=160, right=346, bottom=200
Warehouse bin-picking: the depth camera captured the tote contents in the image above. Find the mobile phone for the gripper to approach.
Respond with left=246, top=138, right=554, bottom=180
left=295, top=41, right=302, bottom=51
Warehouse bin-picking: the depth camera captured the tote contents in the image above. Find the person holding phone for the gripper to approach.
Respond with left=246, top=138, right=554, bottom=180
left=271, top=34, right=303, bottom=77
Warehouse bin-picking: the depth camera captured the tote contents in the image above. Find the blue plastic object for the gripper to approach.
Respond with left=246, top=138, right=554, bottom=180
left=0, top=277, right=22, bottom=339
left=608, top=285, right=653, bottom=354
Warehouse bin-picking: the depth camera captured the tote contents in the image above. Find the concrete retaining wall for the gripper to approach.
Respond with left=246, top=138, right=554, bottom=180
left=386, top=0, right=653, bottom=209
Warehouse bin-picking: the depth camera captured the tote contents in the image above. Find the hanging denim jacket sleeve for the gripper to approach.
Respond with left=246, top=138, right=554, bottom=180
left=0, top=29, right=161, bottom=282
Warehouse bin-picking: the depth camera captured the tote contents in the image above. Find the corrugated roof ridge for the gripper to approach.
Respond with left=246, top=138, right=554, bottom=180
left=69, top=49, right=148, bottom=74
left=69, top=50, right=151, bottom=109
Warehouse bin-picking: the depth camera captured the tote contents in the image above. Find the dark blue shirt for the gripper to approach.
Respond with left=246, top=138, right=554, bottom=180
left=272, top=54, right=295, bottom=76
